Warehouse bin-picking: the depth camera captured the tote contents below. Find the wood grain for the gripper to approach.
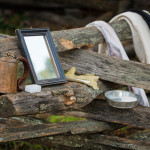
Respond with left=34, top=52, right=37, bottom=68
left=1, top=48, right=150, bottom=117
left=30, top=134, right=150, bottom=150
left=60, top=49, right=150, bottom=90
left=0, top=20, right=131, bottom=57
left=61, top=99, right=150, bottom=129
left=0, top=81, right=113, bottom=117
left=0, top=119, right=112, bottom=143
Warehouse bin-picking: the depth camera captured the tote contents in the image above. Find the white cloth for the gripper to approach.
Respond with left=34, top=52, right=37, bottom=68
left=86, top=21, right=149, bottom=107
left=110, top=12, right=150, bottom=64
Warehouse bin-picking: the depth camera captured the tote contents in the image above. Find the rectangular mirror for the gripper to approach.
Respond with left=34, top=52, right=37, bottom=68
left=16, top=28, right=66, bottom=85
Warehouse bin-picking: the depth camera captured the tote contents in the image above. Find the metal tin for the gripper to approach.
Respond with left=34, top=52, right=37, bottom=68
left=104, top=90, right=140, bottom=109
left=0, top=56, right=29, bottom=93
left=0, top=57, right=18, bottom=93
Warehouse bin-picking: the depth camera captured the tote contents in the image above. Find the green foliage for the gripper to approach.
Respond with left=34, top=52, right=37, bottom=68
left=0, top=13, right=26, bottom=35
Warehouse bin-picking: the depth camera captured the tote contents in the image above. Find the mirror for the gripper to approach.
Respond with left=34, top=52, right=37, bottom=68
left=24, top=35, right=59, bottom=80
left=16, top=28, right=66, bottom=85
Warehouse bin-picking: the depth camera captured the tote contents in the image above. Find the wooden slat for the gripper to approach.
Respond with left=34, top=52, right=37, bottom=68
left=61, top=99, right=150, bottom=129
left=127, top=129, right=150, bottom=143
left=0, top=116, right=45, bottom=130
left=0, top=20, right=131, bottom=57
left=0, top=118, right=26, bottom=129
left=0, top=120, right=112, bottom=143
left=28, top=134, right=150, bottom=150
left=60, top=49, right=150, bottom=90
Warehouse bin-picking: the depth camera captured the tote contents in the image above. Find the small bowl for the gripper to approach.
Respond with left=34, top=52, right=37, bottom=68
left=104, top=90, right=140, bottom=109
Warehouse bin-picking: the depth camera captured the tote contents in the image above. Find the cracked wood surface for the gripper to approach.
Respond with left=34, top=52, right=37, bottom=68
left=29, top=134, right=150, bottom=150
left=127, top=129, right=150, bottom=143
left=0, top=20, right=131, bottom=57
left=0, top=119, right=113, bottom=143
left=60, top=49, right=150, bottom=90
left=61, top=99, right=150, bottom=129
left=0, top=81, right=113, bottom=117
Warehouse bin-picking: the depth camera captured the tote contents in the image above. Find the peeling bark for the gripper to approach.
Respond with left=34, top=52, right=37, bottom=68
left=0, top=82, right=111, bottom=117
left=0, top=20, right=131, bottom=57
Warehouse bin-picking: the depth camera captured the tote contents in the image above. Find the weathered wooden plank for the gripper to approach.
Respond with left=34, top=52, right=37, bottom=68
left=28, top=136, right=121, bottom=150
left=61, top=99, right=150, bottom=129
left=10, top=116, right=45, bottom=125
left=0, top=81, right=115, bottom=117
left=28, top=134, right=150, bottom=150
left=0, top=116, right=45, bottom=130
left=0, top=20, right=131, bottom=57
left=0, top=120, right=112, bottom=143
left=0, top=34, right=12, bottom=39
left=0, top=118, right=26, bottom=129
left=60, top=49, right=150, bottom=90
left=127, top=129, right=150, bottom=143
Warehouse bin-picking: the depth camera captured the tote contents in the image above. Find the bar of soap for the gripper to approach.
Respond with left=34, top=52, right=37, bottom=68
left=120, top=97, right=137, bottom=102
left=25, top=84, right=41, bottom=93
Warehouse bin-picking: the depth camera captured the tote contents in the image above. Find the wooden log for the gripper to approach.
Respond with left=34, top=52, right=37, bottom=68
left=0, top=0, right=119, bottom=11
left=0, top=119, right=113, bottom=143
left=28, top=134, right=150, bottom=150
left=60, top=49, right=150, bottom=90
left=61, top=99, right=150, bottom=129
left=0, top=34, right=12, bottom=39
left=0, top=20, right=131, bottom=57
left=0, top=81, right=115, bottom=117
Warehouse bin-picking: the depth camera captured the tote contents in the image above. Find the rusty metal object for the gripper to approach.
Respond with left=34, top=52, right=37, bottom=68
left=0, top=56, right=29, bottom=93
left=17, top=57, right=30, bottom=92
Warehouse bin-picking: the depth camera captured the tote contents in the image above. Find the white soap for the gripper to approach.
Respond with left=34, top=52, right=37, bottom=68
left=112, top=96, right=137, bottom=102
left=25, top=84, right=41, bottom=93
left=120, top=97, right=137, bottom=102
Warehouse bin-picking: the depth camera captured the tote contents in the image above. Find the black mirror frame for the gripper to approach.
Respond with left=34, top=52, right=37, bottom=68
left=16, top=28, right=67, bottom=86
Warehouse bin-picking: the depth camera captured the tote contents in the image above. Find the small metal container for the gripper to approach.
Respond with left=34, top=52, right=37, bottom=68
left=0, top=56, right=29, bottom=93
left=104, top=90, right=140, bottom=109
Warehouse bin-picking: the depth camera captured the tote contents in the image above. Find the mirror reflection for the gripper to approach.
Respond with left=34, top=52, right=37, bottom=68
left=24, top=35, right=59, bottom=80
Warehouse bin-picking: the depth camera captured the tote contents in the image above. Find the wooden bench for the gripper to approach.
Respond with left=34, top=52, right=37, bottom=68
left=0, top=20, right=150, bottom=150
